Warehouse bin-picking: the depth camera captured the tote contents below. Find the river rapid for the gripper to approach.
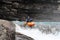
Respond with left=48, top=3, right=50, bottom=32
left=12, top=21, right=60, bottom=40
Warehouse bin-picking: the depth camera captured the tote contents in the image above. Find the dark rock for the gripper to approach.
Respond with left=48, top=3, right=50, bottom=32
left=3, top=6, right=10, bottom=11
left=16, top=32, right=34, bottom=40
left=3, top=1, right=12, bottom=4
left=6, top=5, right=12, bottom=9
left=0, top=0, right=59, bottom=21
left=11, top=9, right=17, bottom=12
left=12, top=2, right=19, bottom=8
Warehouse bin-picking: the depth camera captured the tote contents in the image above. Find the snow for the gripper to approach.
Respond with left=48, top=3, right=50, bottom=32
left=15, top=23, right=60, bottom=40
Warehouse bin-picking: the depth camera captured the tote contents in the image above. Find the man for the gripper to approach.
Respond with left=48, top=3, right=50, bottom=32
left=24, top=16, right=33, bottom=27
left=26, top=16, right=33, bottom=22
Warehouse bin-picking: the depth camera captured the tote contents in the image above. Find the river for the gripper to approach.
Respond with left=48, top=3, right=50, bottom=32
left=12, top=21, right=60, bottom=40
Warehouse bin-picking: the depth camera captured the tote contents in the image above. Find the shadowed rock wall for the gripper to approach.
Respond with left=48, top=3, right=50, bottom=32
left=0, top=0, right=58, bottom=21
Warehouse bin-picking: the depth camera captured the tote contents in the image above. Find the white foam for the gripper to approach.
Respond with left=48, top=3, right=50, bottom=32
left=15, top=24, right=60, bottom=40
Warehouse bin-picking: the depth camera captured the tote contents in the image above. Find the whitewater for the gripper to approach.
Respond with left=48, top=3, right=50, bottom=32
left=12, top=21, right=60, bottom=40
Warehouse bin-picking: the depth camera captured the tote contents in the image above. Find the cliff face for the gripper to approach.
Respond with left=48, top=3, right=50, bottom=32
left=0, top=0, right=59, bottom=21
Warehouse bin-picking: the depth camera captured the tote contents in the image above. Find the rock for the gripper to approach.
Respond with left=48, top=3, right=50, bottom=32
left=0, top=0, right=59, bottom=21
left=0, top=19, right=15, bottom=40
left=0, top=19, right=34, bottom=40
left=9, top=12, right=15, bottom=16
left=11, top=9, right=17, bottom=12
left=3, top=6, right=10, bottom=12
left=6, top=5, right=12, bottom=9
left=12, top=2, right=19, bottom=8
left=16, top=32, right=34, bottom=40
left=0, top=19, right=15, bottom=31
left=3, top=1, right=12, bottom=4
left=0, top=25, right=7, bottom=40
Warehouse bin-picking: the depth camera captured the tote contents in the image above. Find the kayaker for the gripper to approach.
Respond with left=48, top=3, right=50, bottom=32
left=26, top=16, right=33, bottom=22
left=24, top=16, right=34, bottom=27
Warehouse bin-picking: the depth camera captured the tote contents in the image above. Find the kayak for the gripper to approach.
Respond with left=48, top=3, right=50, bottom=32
left=24, top=22, right=35, bottom=27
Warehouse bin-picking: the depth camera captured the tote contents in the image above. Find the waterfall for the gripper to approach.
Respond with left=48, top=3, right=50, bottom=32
left=12, top=21, right=60, bottom=40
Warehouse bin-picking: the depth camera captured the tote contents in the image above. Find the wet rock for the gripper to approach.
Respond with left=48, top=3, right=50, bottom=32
left=16, top=32, right=34, bottom=40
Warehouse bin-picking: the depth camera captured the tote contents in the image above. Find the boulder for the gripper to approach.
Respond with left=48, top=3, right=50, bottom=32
left=0, top=19, right=34, bottom=40
left=0, top=19, right=15, bottom=40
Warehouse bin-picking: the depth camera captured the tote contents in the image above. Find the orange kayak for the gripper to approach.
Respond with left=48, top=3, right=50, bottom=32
left=27, top=22, right=35, bottom=27
left=24, top=22, right=35, bottom=27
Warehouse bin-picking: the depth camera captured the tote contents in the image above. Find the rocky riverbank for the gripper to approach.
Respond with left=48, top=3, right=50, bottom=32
left=0, top=19, right=15, bottom=40
left=0, top=19, right=34, bottom=40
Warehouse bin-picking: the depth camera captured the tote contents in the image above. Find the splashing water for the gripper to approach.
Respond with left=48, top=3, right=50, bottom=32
left=12, top=21, right=60, bottom=40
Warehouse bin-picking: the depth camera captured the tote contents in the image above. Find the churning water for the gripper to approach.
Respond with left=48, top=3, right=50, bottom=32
left=12, top=21, right=60, bottom=40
